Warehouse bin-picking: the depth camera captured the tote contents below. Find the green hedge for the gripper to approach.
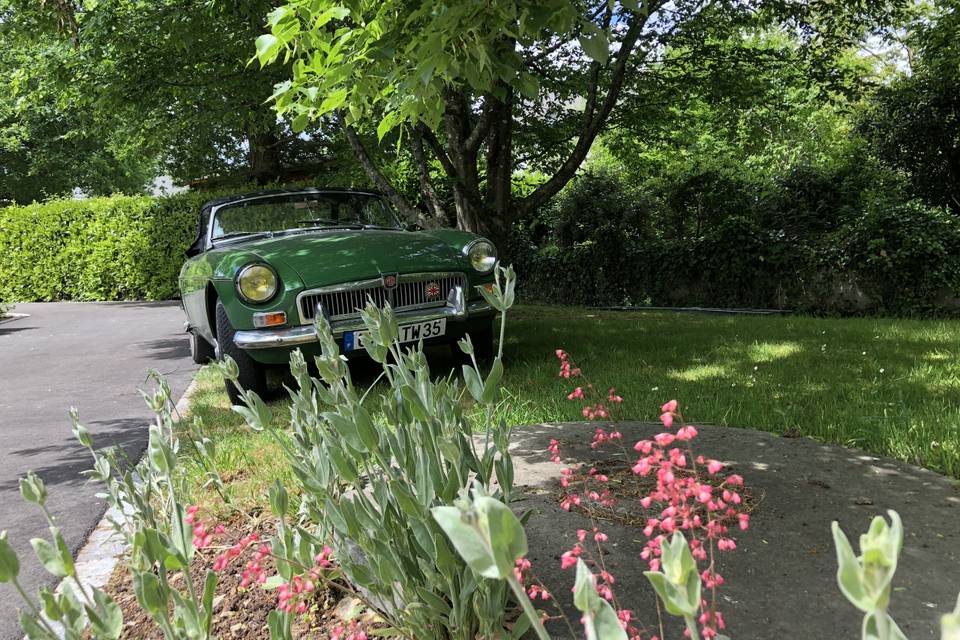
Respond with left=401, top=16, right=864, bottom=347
left=0, top=193, right=207, bottom=302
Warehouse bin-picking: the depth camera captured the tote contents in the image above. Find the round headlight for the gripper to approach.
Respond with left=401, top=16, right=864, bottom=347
left=465, top=239, right=497, bottom=274
left=236, top=264, right=278, bottom=304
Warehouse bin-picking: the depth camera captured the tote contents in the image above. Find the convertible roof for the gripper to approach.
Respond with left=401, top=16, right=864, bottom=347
left=199, top=187, right=383, bottom=211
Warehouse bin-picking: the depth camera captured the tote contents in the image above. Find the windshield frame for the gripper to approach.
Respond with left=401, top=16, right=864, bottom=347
left=206, top=190, right=401, bottom=246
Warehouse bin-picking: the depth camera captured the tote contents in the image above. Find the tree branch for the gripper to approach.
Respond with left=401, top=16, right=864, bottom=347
left=519, top=6, right=658, bottom=214
left=339, top=117, right=421, bottom=221
left=409, top=127, right=446, bottom=226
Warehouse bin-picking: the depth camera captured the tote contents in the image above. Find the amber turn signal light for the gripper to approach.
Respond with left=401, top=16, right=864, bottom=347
left=252, top=311, right=287, bottom=328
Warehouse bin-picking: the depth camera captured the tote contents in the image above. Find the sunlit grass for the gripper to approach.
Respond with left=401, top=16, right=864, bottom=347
left=177, top=305, right=960, bottom=503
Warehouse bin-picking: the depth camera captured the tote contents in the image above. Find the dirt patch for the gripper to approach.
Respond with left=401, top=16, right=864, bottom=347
left=102, top=517, right=386, bottom=639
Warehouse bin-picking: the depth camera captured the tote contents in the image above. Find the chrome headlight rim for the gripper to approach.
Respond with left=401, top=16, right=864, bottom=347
left=235, top=263, right=279, bottom=305
left=464, top=238, right=497, bottom=274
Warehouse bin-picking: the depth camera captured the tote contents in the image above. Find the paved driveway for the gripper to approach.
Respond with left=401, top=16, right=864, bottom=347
left=0, top=302, right=198, bottom=638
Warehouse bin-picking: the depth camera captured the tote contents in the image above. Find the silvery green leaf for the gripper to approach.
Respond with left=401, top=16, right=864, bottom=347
left=85, top=589, right=123, bottom=640
left=863, top=611, right=907, bottom=640
left=481, top=357, right=504, bottom=405
left=0, top=531, right=19, bottom=582
left=19, top=472, right=47, bottom=506
left=31, top=535, right=69, bottom=578
left=462, top=365, right=484, bottom=402
left=431, top=505, right=497, bottom=578
left=19, top=611, right=55, bottom=640
left=832, top=521, right=872, bottom=612
left=573, top=558, right=601, bottom=613
left=942, top=593, right=960, bottom=640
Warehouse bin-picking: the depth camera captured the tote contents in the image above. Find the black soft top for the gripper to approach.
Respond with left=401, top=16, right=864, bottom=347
left=186, top=187, right=384, bottom=257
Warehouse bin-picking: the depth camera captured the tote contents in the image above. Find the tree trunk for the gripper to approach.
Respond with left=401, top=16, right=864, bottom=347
left=247, top=128, right=282, bottom=184
left=482, top=91, right=514, bottom=257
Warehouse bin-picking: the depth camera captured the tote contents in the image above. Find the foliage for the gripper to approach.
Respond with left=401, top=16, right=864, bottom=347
left=514, top=160, right=960, bottom=315
left=0, top=10, right=154, bottom=204
left=0, top=0, right=335, bottom=192
left=252, top=0, right=898, bottom=246
left=830, top=199, right=960, bottom=313
left=0, top=193, right=204, bottom=301
left=0, top=472, right=122, bottom=639
left=222, top=265, right=520, bottom=639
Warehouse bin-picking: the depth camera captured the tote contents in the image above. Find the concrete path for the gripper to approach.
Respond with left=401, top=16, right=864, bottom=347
left=0, top=302, right=197, bottom=638
left=511, top=422, right=960, bottom=640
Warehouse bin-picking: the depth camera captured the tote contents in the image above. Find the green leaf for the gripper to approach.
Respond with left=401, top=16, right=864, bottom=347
left=291, top=113, right=309, bottom=133
left=255, top=34, right=280, bottom=65
left=0, top=531, right=19, bottom=582
left=31, top=537, right=68, bottom=578
left=573, top=558, right=600, bottom=613
left=19, top=611, right=55, bottom=640
left=481, top=357, right=504, bottom=404
left=133, top=571, right=166, bottom=618
left=431, top=506, right=496, bottom=578
left=579, top=33, right=609, bottom=65
left=832, top=521, right=869, bottom=612
left=377, top=111, right=400, bottom=142
left=20, top=472, right=48, bottom=506
left=462, top=364, right=484, bottom=402
left=592, top=597, right=629, bottom=640
left=319, top=88, right=349, bottom=114
left=86, top=589, right=123, bottom=640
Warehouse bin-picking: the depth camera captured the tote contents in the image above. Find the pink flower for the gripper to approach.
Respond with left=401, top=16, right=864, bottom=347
left=654, top=432, right=675, bottom=447
left=661, top=400, right=678, bottom=413
left=556, top=349, right=567, bottom=360
left=707, top=459, right=724, bottom=474
left=659, top=412, right=674, bottom=428
left=567, top=387, right=585, bottom=400
left=676, top=425, right=698, bottom=441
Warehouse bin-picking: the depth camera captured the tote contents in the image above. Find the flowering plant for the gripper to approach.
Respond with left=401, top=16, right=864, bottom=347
left=223, top=263, right=521, bottom=639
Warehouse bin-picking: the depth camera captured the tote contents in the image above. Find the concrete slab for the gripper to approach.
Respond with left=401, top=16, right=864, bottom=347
left=509, top=422, right=960, bottom=640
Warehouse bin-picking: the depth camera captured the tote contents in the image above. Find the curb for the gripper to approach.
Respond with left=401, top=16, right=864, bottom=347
left=53, top=374, right=204, bottom=614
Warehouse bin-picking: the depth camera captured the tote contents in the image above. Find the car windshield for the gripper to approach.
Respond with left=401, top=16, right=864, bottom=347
left=211, top=192, right=400, bottom=240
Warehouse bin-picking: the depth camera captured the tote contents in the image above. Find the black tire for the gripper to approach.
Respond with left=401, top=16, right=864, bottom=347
left=189, top=330, right=216, bottom=364
left=215, top=301, right=268, bottom=405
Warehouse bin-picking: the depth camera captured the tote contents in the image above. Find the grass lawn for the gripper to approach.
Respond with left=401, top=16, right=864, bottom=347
left=180, top=305, right=960, bottom=510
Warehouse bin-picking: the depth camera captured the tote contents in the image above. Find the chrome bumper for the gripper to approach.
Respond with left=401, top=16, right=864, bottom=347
left=233, top=296, right=494, bottom=350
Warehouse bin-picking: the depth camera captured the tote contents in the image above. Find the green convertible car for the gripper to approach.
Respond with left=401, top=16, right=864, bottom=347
left=179, top=188, right=498, bottom=403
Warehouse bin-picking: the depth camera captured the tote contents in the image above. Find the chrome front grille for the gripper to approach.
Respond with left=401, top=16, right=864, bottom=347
left=298, top=272, right=467, bottom=323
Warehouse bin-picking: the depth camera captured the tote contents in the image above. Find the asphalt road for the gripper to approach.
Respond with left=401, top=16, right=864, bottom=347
left=0, top=302, right=197, bottom=638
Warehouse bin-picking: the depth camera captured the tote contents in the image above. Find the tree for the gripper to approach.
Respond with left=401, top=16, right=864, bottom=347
left=3, top=0, right=333, bottom=188
left=0, top=4, right=153, bottom=203
left=254, top=0, right=904, bottom=249
left=860, top=1, right=960, bottom=212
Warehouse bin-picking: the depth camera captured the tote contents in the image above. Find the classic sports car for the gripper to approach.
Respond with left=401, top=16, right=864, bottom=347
left=179, top=188, right=497, bottom=403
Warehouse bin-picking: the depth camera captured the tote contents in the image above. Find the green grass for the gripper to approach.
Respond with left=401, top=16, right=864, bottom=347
left=502, top=306, right=960, bottom=477
left=179, top=305, right=960, bottom=505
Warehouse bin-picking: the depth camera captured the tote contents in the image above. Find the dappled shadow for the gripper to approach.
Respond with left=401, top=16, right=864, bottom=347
left=505, top=422, right=960, bottom=639
left=501, top=307, right=960, bottom=476
left=0, top=416, right=149, bottom=492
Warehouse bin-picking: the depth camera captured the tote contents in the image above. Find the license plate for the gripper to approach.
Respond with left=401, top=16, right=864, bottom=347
left=343, top=318, right=447, bottom=352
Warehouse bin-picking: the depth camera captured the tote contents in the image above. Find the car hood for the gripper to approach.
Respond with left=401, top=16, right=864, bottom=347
left=237, top=229, right=468, bottom=286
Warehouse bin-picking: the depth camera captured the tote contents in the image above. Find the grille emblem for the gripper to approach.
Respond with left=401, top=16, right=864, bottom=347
left=382, top=273, right=398, bottom=289
left=424, top=282, right=441, bottom=299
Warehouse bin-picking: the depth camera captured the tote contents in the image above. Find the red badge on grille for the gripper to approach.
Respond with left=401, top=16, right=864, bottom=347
left=382, top=274, right=398, bottom=289
left=425, top=282, right=441, bottom=299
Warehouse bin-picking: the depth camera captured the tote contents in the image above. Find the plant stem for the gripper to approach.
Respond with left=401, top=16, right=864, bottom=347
left=13, top=577, right=61, bottom=638
left=684, top=614, right=701, bottom=640
left=506, top=574, right=551, bottom=640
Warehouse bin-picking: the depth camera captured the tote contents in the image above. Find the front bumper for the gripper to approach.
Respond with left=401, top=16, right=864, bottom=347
left=233, top=292, right=494, bottom=350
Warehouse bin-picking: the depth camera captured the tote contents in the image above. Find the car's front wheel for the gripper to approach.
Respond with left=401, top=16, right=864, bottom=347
left=215, top=301, right=269, bottom=406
